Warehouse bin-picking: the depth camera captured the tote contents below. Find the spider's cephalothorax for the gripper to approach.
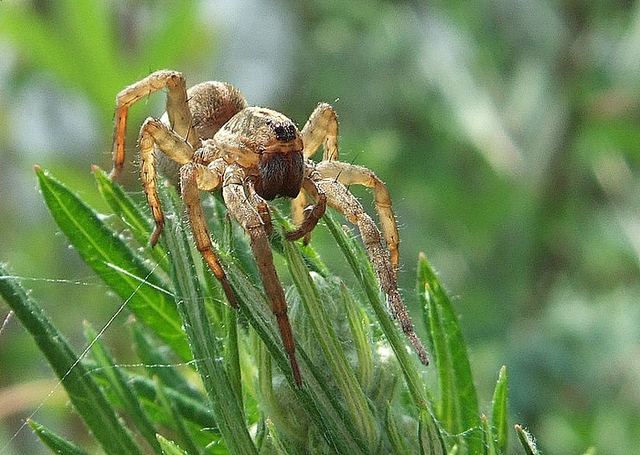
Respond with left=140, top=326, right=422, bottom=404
left=217, top=107, right=305, bottom=200
left=110, top=70, right=429, bottom=388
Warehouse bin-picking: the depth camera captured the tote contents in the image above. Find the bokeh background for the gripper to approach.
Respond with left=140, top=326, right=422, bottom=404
left=0, top=0, right=639, bottom=453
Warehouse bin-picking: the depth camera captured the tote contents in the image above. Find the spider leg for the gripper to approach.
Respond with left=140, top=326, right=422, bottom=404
left=291, top=191, right=308, bottom=242
left=301, top=103, right=339, bottom=160
left=111, top=70, right=194, bottom=179
left=286, top=168, right=327, bottom=241
left=291, top=103, right=339, bottom=242
left=316, top=161, right=400, bottom=270
left=138, top=118, right=195, bottom=246
left=223, top=164, right=302, bottom=387
left=314, top=178, right=429, bottom=366
left=180, top=159, right=239, bottom=308
left=242, top=175, right=274, bottom=236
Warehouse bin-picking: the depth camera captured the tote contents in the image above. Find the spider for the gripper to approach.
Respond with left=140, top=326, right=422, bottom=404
left=110, top=70, right=428, bottom=387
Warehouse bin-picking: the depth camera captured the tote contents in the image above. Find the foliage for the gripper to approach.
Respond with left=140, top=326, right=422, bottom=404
left=0, top=167, right=538, bottom=454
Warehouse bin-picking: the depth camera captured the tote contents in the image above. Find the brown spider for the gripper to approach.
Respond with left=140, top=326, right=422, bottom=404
left=110, top=70, right=428, bottom=387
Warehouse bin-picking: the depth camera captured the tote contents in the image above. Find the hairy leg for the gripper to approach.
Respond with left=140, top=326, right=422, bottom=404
left=286, top=173, right=327, bottom=242
left=316, top=160, right=400, bottom=269
left=223, top=164, right=302, bottom=386
left=315, top=178, right=429, bottom=366
left=291, top=103, right=339, bottom=241
left=301, top=103, right=339, bottom=161
left=111, top=70, right=194, bottom=179
left=138, top=118, right=195, bottom=245
left=179, top=160, right=239, bottom=308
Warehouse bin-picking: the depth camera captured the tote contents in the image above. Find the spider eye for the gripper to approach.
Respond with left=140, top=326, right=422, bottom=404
left=274, top=123, right=297, bottom=142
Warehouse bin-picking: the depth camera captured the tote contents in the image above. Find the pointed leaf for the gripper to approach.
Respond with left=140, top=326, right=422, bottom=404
left=124, top=374, right=217, bottom=430
left=192, top=223, right=369, bottom=454
left=384, top=404, right=411, bottom=455
left=131, top=324, right=202, bottom=401
left=284, top=240, right=378, bottom=444
left=418, top=252, right=481, bottom=453
left=265, top=419, right=290, bottom=455
left=418, top=409, right=447, bottom=455
left=154, top=377, right=202, bottom=455
left=35, top=166, right=190, bottom=360
left=491, top=366, right=509, bottom=453
left=324, top=211, right=429, bottom=410
left=481, top=415, right=497, bottom=455
left=28, top=419, right=90, bottom=455
left=156, top=434, right=189, bottom=455
left=515, top=425, right=541, bottom=455
left=92, top=166, right=170, bottom=272
left=0, top=265, right=142, bottom=455
left=341, top=284, right=373, bottom=388
left=160, top=191, right=257, bottom=455
left=84, top=322, right=161, bottom=453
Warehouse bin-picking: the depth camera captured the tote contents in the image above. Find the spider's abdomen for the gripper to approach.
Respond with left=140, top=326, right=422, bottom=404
left=255, top=151, right=304, bottom=200
left=187, top=81, right=248, bottom=140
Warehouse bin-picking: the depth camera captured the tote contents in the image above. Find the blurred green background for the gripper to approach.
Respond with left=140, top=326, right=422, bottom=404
left=0, top=0, right=639, bottom=453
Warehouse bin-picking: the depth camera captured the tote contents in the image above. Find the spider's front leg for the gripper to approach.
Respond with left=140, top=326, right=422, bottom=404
left=314, top=178, right=429, bottom=366
left=286, top=166, right=327, bottom=241
left=138, top=118, right=195, bottom=245
left=291, top=103, right=339, bottom=243
left=180, top=157, right=238, bottom=308
left=222, top=164, right=303, bottom=387
left=315, top=160, right=400, bottom=269
left=111, top=70, right=195, bottom=179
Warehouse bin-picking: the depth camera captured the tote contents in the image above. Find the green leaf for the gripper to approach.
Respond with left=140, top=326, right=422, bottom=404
left=284, top=239, right=378, bottom=444
left=131, top=324, right=202, bottom=401
left=417, top=409, right=447, bottom=455
left=341, top=284, right=373, bottom=388
left=35, top=166, right=190, bottom=360
left=160, top=190, right=257, bottom=455
left=481, top=415, right=497, bottom=455
left=0, top=265, right=143, bottom=455
left=154, top=377, right=202, bottom=455
left=84, top=322, right=162, bottom=454
left=92, top=166, right=170, bottom=272
left=215, top=236, right=369, bottom=454
left=125, top=375, right=217, bottom=431
left=385, top=404, right=411, bottom=455
left=265, top=419, right=290, bottom=455
left=323, top=211, right=429, bottom=410
left=224, top=307, right=243, bottom=409
left=156, top=434, right=189, bottom=455
left=491, top=366, right=509, bottom=453
left=417, top=252, right=481, bottom=453
left=28, top=419, right=90, bottom=455
left=515, top=425, right=541, bottom=455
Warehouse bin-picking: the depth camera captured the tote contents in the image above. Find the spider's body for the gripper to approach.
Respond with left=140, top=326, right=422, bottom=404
left=110, top=70, right=428, bottom=387
left=215, top=107, right=305, bottom=200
